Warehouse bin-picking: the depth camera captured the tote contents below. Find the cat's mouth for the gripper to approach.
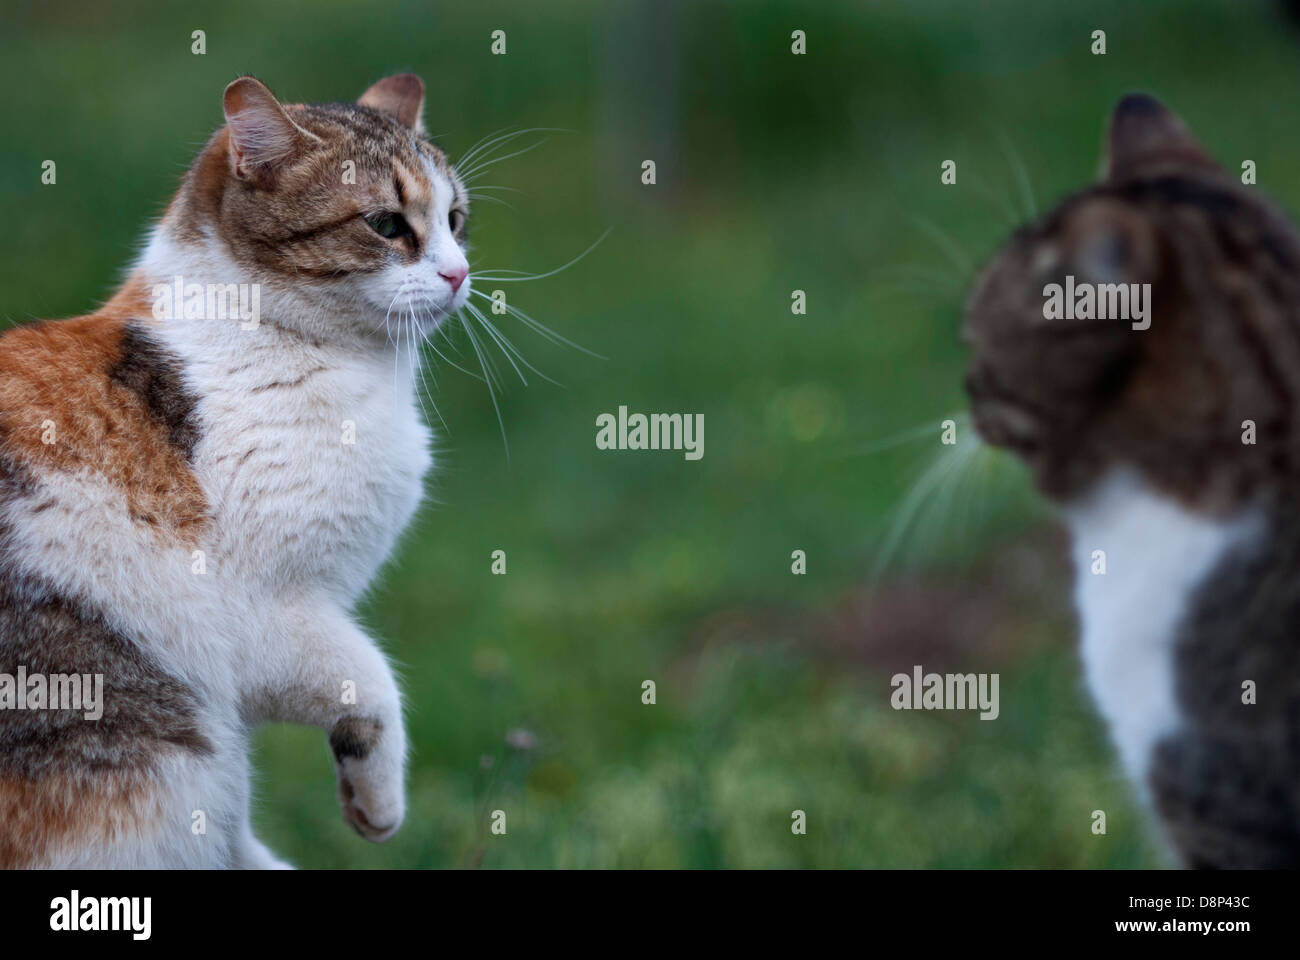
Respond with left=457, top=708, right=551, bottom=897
left=970, top=401, right=1042, bottom=457
left=393, top=287, right=457, bottom=328
left=966, top=365, right=1044, bottom=457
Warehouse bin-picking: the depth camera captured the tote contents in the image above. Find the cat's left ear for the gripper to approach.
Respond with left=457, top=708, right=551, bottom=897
left=358, top=74, right=426, bottom=133
left=1104, top=93, right=1222, bottom=182
left=223, top=77, right=315, bottom=183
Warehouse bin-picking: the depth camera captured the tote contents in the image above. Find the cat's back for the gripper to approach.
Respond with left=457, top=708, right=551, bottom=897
left=1150, top=491, right=1300, bottom=866
left=0, top=311, right=221, bottom=869
left=0, top=311, right=209, bottom=546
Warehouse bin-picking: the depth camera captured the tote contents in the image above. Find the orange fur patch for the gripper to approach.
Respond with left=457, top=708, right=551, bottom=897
left=98, top=275, right=155, bottom=321
left=0, top=772, right=164, bottom=868
left=0, top=313, right=208, bottom=546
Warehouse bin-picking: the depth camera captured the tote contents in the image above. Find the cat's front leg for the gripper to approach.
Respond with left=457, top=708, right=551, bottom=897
left=254, top=605, right=407, bottom=843
left=234, top=828, right=295, bottom=870
left=330, top=709, right=406, bottom=843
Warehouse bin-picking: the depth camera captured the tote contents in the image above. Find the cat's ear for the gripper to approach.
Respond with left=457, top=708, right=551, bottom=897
left=1104, top=93, right=1222, bottom=181
left=358, top=74, right=426, bottom=133
left=222, top=77, right=313, bottom=182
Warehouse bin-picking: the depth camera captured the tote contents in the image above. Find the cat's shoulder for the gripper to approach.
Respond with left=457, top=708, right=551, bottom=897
left=0, top=309, right=207, bottom=544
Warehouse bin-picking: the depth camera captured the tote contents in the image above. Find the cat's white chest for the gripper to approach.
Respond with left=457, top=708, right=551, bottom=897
left=170, top=327, right=432, bottom=603
left=237, top=363, right=429, bottom=595
left=216, top=365, right=428, bottom=598
left=1064, top=469, right=1256, bottom=790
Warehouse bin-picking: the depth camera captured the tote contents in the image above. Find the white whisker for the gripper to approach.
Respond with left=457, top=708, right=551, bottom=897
left=460, top=139, right=548, bottom=182
left=455, top=126, right=568, bottom=171
left=471, top=227, right=612, bottom=283
left=912, top=216, right=973, bottom=277
left=998, top=131, right=1037, bottom=220
left=870, top=416, right=984, bottom=579
left=459, top=310, right=510, bottom=461
left=466, top=301, right=564, bottom=388
left=467, top=289, right=605, bottom=359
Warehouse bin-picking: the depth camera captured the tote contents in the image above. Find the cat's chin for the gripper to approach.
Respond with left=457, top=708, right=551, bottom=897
left=367, top=313, right=451, bottom=346
left=408, top=304, right=455, bottom=333
left=354, top=293, right=458, bottom=340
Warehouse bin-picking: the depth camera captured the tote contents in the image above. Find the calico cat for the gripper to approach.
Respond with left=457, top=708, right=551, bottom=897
left=0, top=74, right=470, bottom=868
left=965, top=93, right=1300, bottom=868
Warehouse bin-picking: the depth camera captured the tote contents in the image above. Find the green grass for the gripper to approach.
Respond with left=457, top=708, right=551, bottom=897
left=5, top=0, right=1291, bottom=867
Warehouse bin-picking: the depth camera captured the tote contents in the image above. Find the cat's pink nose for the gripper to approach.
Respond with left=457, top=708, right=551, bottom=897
left=439, top=265, right=468, bottom=293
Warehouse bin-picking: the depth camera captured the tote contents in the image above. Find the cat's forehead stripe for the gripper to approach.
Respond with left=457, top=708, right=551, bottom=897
left=393, top=161, right=431, bottom=210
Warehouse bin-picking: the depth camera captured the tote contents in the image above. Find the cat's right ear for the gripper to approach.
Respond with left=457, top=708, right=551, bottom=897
left=1104, top=93, right=1222, bottom=182
left=222, top=77, right=312, bottom=183
left=358, top=74, right=426, bottom=133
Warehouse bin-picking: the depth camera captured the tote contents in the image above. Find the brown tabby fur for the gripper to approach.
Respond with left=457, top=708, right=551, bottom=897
left=965, top=94, right=1300, bottom=514
left=966, top=94, right=1300, bottom=867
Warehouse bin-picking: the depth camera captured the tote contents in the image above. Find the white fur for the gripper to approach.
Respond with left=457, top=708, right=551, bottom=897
left=1065, top=468, right=1259, bottom=794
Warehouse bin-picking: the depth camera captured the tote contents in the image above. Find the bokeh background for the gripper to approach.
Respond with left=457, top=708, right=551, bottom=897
left=3, top=0, right=1296, bottom=867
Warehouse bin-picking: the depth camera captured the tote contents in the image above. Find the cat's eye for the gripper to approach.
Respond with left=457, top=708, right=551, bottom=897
left=449, top=210, right=465, bottom=235
left=365, top=212, right=412, bottom=240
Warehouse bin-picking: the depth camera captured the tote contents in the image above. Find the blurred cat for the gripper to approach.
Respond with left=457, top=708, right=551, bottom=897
left=965, top=93, right=1300, bottom=867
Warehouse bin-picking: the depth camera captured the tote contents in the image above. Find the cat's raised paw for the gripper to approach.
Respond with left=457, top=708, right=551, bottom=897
left=338, top=770, right=404, bottom=843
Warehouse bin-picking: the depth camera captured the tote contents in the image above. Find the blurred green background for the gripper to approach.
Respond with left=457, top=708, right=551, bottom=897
left=5, top=0, right=1296, bottom=868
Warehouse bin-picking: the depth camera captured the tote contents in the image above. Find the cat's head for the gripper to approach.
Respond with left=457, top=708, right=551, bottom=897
left=964, top=93, right=1300, bottom=509
left=162, top=74, right=470, bottom=342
